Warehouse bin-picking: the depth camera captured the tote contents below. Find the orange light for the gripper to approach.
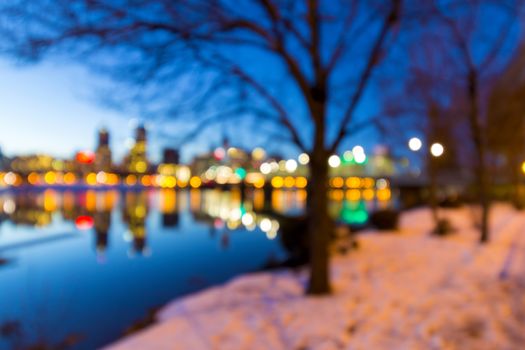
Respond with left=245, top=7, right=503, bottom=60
left=332, top=177, right=344, bottom=188
left=141, top=175, right=152, bottom=187
left=27, top=172, right=40, bottom=185
left=106, top=173, right=119, bottom=185
left=190, top=176, right=202, bottom=188
left=126, top=174, right=137, bottom=186
left=63, top=172, right=76, bottom=185
left=295, top=177, right=307, bottom=189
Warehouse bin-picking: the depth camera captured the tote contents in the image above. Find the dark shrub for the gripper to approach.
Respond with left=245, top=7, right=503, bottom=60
left=432, top=218, right=454, bottom=236
left=439, top=195, right=463, bottom=208
left=369, top=209, right=399, bottom=230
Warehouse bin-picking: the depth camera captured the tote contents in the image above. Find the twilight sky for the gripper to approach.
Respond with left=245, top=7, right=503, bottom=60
left=0, top=58, right=379, bottom=164
left=0, top=59, right=182, bottom=163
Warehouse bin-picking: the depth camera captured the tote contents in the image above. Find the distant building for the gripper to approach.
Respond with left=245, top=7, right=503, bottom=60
left=95, top=128, right=112, bottom=172
left=9, top=154, right=73, bottom=175
left=127, top=125, right=149, bottom=174
left=0, top=147, right=7, bottom=171
left=162, top=148, right=180, bottom=165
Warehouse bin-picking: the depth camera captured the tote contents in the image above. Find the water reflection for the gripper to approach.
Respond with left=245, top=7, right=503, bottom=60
left=0, top=188, right=392, bottom=349
left=0, top=188, right=393, bottom=254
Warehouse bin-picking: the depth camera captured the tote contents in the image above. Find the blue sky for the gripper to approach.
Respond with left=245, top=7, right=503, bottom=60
left=0, top=59, right=169, bottom=162
left=0, top=58, right=379, bottom=164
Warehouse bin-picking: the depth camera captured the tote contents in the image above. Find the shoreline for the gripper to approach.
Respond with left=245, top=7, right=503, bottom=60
left=105, top=204, right=525, bottom=350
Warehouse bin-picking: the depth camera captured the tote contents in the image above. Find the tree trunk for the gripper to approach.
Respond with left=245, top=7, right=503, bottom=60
left=428, top=158, right=439, bottom=227
left=468, top=70, right=490, bottom=243
left=306, top=146, right=332, bottom=295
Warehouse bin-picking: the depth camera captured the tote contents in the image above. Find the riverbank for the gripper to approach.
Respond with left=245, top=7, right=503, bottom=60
left=106, top=204, right=525, bottom=350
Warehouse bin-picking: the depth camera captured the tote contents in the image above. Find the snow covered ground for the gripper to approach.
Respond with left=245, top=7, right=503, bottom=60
left=105, top=204, right=525, bottom=350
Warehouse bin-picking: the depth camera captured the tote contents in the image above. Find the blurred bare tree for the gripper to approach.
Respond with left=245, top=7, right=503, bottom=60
left=487, top=42, right=525, bottom=207
left=381, top=0, right=523, bottom=242
left=380, top=30, right=466, bottom=231
left=0, top=0, right=402, bottom=294
left=429, top=0, right=523, bottom=242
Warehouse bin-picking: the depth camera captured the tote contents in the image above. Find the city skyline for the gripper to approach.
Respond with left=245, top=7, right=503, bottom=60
left=0, top=60, right=381, bottom=164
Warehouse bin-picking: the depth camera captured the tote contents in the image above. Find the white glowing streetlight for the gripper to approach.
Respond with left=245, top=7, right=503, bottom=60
left=285, top=159, right=298, bottom=172
left=298, top=153, right=310, bottom=165
left=260, top=162, right=271, bottom=174
left=408, top=137, right=422, bottom=151
left=430, top=143, right=444, bottom=157
left=352, top=145, right=364, bottom=155
left=328, top=155, right=341, bottom=168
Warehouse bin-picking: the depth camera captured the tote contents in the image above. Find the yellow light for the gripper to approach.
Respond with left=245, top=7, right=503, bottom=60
left=295, top=176, right=307, bottom=189
left=106, top=173, right=119, bottom=185
left=163, top=176, right=176, bottom=188
left=158, top=164, right=176, bottom=176
left=27, top=172, right=40, bottom=185
left=346, top=177, right=361, bottom=189
left=363, top=189, right=374, bottom=201
left=521, top=161, right=525, bottom=175
left=190, top=176, right=202, bottom=188
left=44, top=171, right=57, bottom=185
left=178, top=181, right=188, bottom=188
left=377, top=188, right=391, bottom=201
left=284, top=176, right=295, bottom=188
left=271, top=176, right=284, bottom=188
left=63, top=172, right=76, bottom=185
left=332, top=177, right=344, bottom=188
left=134, top=205, right=146, bottom=218
left=331, top=189, right=344, bottom=201
left=135, top=161, right=147, bottom=173
left=43, top=189, right=57, bottom=212
left=86, top=173, right=97, bottom=186
left=253, top=177, right=265, bottom=189
left=346, top=189, right=361, bottom=201
left=252, top=147, right=266, bottom=161
left=126, top=174, right=137, bottom=186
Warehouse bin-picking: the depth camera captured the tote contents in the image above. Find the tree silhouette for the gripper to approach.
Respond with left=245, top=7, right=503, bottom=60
left=0, top=0, right=401, bottom=294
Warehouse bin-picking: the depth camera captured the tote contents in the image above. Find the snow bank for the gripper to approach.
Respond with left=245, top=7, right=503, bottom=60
left=105, top=204, right=525, bottom=350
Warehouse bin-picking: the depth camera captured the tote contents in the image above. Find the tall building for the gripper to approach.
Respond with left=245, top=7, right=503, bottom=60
left=163, top=148, right=179, bottom=165
left=128, top=125, right=148, bottom=174
left=95, top=128, right=112, bottom=172
left=0, top=146, right=7, bottom=171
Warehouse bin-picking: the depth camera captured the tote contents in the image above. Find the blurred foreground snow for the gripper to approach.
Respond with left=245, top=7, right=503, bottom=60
left=106, top=204, right=525, bottom=350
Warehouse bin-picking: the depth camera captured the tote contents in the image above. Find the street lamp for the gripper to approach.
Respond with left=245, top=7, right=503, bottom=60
left=328, top=155, right=341, bottom=168
left=408, top=137, right=422, bottom=151
left=430, top=143, right=444, bottom=157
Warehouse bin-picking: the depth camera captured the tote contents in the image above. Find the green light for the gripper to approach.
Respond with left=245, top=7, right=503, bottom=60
left=235, top=168, right=247, bottom=180
left=339, top=201, right=368, bottom=224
